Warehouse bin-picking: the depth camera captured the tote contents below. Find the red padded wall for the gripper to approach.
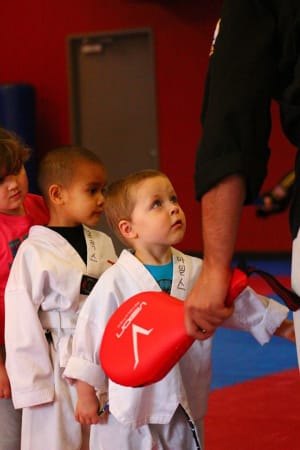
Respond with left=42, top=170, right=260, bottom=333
left=0, top=0, right=295, bottom=252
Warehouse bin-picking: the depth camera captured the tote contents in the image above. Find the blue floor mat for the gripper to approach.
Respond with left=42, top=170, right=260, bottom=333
left=211, top=328, right=297, bottom=389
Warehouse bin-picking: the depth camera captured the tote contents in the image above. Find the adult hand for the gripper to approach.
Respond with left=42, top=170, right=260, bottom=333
left=184, top=265, right=234, bottom=340
left=186, top=175, right=246, bottom=339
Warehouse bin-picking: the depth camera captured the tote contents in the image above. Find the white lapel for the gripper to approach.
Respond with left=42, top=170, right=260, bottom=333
left=171, top=248, right=189, bottom=300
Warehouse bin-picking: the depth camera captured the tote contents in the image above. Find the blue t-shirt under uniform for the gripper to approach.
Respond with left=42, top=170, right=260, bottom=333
left=144, top=260, right=173, bottom=294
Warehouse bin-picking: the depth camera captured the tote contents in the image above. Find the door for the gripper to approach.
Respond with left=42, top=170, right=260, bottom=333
left=68, top=29, right=159, bottom=253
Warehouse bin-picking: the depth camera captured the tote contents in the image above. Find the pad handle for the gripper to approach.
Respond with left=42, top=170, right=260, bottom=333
left=226, top=268, right=248, bottom=306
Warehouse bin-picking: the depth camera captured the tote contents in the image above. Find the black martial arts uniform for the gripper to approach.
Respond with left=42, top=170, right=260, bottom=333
left=195, top=0, right=300, bottom=238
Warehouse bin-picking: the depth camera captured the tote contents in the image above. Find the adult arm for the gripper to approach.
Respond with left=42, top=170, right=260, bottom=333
left=184, top=175, right=245, bottom=338
left=187, top=0, right=280, bottom=339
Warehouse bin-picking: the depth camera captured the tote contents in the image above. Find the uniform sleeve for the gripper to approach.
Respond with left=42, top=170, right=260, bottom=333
left=5, top=243, right=54, bottom=409
left=276, top=0, right=300, bottom=148
left=195, top=0, right=277, bottom=203
left=223, top=287, right=288, bottom=344
left=276, top=3, right=300, bottom=238
left=64, top=272, right=118, bottom=391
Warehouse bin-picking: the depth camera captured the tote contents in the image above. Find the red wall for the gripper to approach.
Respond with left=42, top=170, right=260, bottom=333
left=0, top=0, right=295, bottom=254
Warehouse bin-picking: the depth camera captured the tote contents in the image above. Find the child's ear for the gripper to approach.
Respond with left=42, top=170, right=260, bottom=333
left=48, top=184, right=65, bottom=205
left=119, top=220, right=137, bottom=240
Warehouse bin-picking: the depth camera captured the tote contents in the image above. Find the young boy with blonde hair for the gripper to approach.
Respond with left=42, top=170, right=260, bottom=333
left=65, top=169, right=294, bottom=450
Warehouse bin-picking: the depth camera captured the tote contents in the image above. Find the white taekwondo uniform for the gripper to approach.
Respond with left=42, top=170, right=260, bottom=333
left=65, top=248, right=288, bottom=450
left=5, top=225, right=117, bottom=450
left=291, top=233, right=300, bottom=366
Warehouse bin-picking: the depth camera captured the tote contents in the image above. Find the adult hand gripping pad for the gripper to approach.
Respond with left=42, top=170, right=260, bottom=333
left=99, top=268, right=247, bottom=387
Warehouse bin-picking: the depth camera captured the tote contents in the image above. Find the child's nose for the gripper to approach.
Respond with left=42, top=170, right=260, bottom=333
left=97, top=192, right=105, bottom=205
left=7, top=175, right=18, bottom=189
left=170, top=203, right=179, bottom=214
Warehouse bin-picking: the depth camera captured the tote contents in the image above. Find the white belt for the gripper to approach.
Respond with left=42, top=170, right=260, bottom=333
left=39, top=310, right=78, bottom=330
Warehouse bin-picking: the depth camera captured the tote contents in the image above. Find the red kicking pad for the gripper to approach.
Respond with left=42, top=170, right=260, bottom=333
left=100, top=268, right=247, bottom=387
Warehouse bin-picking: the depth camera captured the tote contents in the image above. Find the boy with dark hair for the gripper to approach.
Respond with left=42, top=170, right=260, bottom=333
left=5, top=146, right=117, bottom=450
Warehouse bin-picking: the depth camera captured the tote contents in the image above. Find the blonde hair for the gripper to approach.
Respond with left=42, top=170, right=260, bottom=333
left=105, top=169, right=167, bottom=244
left=38, top=145, right=105, bottom=202
left=0, top=127, right=30, bottom=176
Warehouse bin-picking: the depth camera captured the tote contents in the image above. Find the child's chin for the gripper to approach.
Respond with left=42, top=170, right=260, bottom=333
left=86, top=216, right=102, bottom=227
left=171, top=235, right=184, bottom=246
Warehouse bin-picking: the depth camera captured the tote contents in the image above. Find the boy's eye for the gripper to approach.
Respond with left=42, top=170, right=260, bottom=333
left=88, top=185, right=107, bottom=196
left=88, top=187, right=101, bottom=196
left=152, top=199, right=162, bottom=208
left=170, top=195, right=178, bottom=203
left=87, top=185, right=98, bottom=194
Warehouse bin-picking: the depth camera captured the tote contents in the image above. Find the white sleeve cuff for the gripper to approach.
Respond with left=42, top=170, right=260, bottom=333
left=63, top=356, right=106, bottom=390
left=223, top=287, right=289, bottom=345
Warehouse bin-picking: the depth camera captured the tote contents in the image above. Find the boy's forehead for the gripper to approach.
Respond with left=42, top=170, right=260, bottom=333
left=135, top=176, right=174, bottom=194
left=72, top=159, right=105, bottom=176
